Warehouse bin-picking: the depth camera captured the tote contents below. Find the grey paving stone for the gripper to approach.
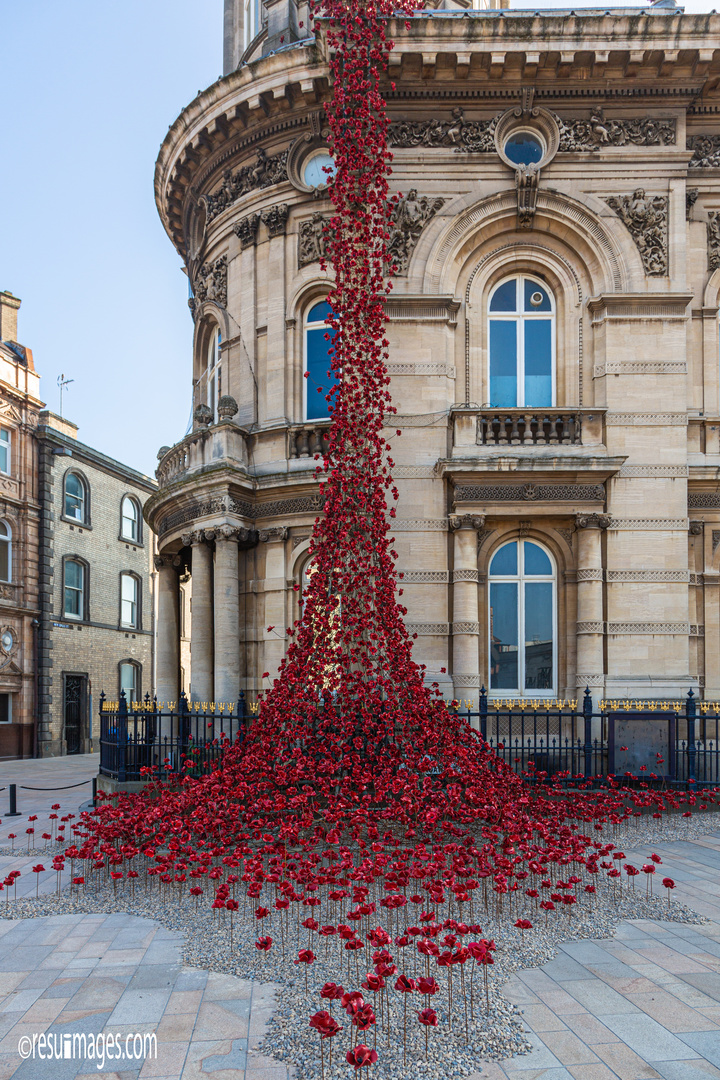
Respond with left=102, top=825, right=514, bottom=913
left=542, top=955, right=596, bottom=982
left=674, top=1030, right=720, bottom=1067
left=682, top=974, right=720, bottom=1004
left=562, top=979, right=642, bottom=1015
left=559, top=941, right=617, bottom=965
left=172, top=969, right=208, bottom=991
left=502, top=1030, right=563, bottom=1070
left=128, top=964, right=182, bottom=991
left=601, top=1013, right=703, bottom=1062
left=109, top=989, right=172, bottom=1025
left=651, top=1059, right=720, bottom=1080
left=200, top=1037, right=248, bottom=1073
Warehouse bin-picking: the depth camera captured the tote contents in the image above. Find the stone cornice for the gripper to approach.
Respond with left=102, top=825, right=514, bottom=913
left=587, top=293, right=693, bottom=323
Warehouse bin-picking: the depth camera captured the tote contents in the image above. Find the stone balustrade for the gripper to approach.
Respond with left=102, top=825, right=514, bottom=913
left=156, top=423, right=249, bottom=489
left=451, top=407, right=606, bottom=452
left=288, top=421, right=331, bottom=459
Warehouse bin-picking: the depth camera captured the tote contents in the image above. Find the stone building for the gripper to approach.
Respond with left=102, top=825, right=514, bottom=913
left=0, top=293, right=43, bottom=759
left=145, top=0, right=720, bottom=709
left=35, top=414, right=157, bottom=755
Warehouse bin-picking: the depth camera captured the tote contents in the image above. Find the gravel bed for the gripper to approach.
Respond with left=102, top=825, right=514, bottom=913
left=0, top=826, right=709, bottom=1080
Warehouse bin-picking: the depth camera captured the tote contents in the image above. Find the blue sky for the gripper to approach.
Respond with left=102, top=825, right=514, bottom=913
left=2, top=1, right=223, bottom=475
left=2, top=0, right=710, bottom=475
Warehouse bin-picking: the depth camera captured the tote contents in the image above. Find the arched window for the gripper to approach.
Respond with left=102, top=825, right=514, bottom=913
left=244, top=0, right=261, bottom=47
left=64, top=472, right=88, bottom=523
left=488, top=276, right=554, bottom=408
left=119, top=661, right=140, bottom=704
left=0, top=521, right=11, bottom=582
left=64, top=559, right=86, bottom=620
left=205, top=326, right=222, bottom=422
left=121, top=496, right=140, bottom=542
left=305, top=301, right=339, bottom=421
left=120, top=573, right=139, bottom=629
left=488, top=539, right=555, bottom=695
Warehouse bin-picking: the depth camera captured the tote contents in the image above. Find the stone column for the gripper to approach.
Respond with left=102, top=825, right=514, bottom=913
left=259, top=527, right=288, bottom=686
left=212, top=526, right=240, bottom=705
left=155, top=555, right=180, bottom=745
left=183, top=531, right=214, bottom=703
left=450, top=514, right=484, bottom=717
left=575, top=514, right=609, bottom=694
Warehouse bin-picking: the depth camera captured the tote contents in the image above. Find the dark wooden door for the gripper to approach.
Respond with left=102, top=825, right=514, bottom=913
left=64, top=675, right=86, bottom=755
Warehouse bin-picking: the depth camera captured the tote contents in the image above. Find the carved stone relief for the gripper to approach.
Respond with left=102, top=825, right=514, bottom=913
left=605, top=191, right=668, bottom=276
left=298, top=212, right=330, bottom=267
left=688, top=135, right=720, bottom=169
left=708, top=212, right=720, bottom=272
left=233, top=214, right=260, bottom=249
left=190, top=255, right=227, bottom=312
left=204, top=149, right=289, bottom=221
left=686, top=188, right=699, bottom=219
left=556, top=110, right=675, bottom=152
left=389, top=109, right=496, bottom=152
left=455, top=484, right=605, bottom=502
left=261, top=204, right=289, bottom=238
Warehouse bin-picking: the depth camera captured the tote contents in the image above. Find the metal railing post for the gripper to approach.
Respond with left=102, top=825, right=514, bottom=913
left=687, top=688, right=696, bottom=785
left=479, top=686, right=487, bottom=741
left=117, top=691, right=128, bottom=784
left=7, top=783, right=20, bottom=817
left=583, top=687, right=593, bottom=780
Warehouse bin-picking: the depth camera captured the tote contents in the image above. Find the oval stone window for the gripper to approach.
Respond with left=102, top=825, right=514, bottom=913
left=504, top=131, right=544, bottom=167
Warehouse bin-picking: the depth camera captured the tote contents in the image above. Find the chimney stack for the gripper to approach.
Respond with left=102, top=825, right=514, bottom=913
left=0, top=292, right=21, bottom=343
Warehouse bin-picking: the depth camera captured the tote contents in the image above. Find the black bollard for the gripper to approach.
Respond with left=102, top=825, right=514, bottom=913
left=7, top=783, right=21, bottom=817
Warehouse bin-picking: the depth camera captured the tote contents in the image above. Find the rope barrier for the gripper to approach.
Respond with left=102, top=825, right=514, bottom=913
left=18, top=780, right=93, bottom=791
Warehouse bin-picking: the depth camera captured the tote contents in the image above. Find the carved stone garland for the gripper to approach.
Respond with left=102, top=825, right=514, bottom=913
left=688, top=135, right=720, bottom=169
left=605, top=191, right=668, bottom=276
left=708, top=212, right=720, bottom=272
left=298, top=191, right=444, bottom=274
left=204, top=149, right=289, bottom=222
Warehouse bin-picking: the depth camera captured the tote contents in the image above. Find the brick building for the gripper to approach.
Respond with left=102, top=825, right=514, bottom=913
left=0, top=292, right=43, bottom=759
left=35, top=414, right=157, bottom=755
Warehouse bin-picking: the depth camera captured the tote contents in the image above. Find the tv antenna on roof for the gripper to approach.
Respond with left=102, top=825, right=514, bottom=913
left=57, top=373, right=74, bottom=419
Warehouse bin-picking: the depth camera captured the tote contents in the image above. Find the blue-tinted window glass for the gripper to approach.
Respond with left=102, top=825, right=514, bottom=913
left=504, top=133, right=543, bottom=166
left=306, top=328, right=338, bottom=421
left=524, top=542, right=552, bottom=576
left=524, top=320, right=552, bottom=406
left=308, top=301, right=333, bottom=323
left=489, top=542, right=518, bottom=576
left=489, top=321, right=517, bottom=407
left=524, top=279, right=551, bottom=312
left=489, top=279, right=517, bottom=313
left=490, top=582, right=518, bottom=690
left=524, top=581, right=553, bottom=690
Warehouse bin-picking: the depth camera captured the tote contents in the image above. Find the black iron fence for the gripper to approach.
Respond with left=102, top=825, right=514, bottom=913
left=99, top=688, right=719, bottom=788
left=99, top=690, right=248, bottom=782
left=443, top=688, right=718, bottom=787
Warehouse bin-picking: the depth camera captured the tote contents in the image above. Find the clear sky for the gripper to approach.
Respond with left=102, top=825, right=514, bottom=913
left=2, top=0, right=223, bottom=476
left=1, top=0, right=712, bottom=475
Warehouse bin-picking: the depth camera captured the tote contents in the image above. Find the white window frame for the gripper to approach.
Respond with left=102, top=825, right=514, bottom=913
left=0, top=428, right=11, bottom=476
left=64, top=472, right=87, bottom=523
left=488, top=539, right=557, bottom=698
left=0, top=520, right=11, bottom=583
left=120, top=573, right=138, bottom=629
left=243, top=0, right=261, bottom=48
left=304, top=302, right=337, bottom=422
left=487, top=275, right=556, bottom=409
left=64, top=559, right=85, bottom=621
left=121, top=496, right=139, bottom=542
left=205, top=326, right=222, bottom=422
left=119, top=662, right=139, bottom=704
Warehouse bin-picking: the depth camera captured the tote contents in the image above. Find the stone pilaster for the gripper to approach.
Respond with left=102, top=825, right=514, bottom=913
left=575, top=514, right=609, bottom=694
left=185, top=532, right=214, bottom=703
left=450, top=515, right=484, bottom=717
left=155, top=555, right=180, bottom=707
left=259, top=528, right=288, bottom=684
left=212, top=526, right=241, bottom=705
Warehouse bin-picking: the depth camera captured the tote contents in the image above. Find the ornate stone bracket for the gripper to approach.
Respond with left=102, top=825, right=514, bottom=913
left=261, top=204, right=290, bottom=238
left=688, top=135, right=720, bottom=169
left=689, top=520, right=704, bottom=536
left=233, top=213, right=260, bottom=249
left=516, top=166, right=539, bottom=230
left=259, top=527, right=289, bottom=542
left=605, top=191, right=668, bottom=276
left=449, top=514, right=486, bottom=531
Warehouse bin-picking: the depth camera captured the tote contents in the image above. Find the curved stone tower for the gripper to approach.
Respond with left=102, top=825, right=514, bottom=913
left=146, top=0, right=720, bottom=710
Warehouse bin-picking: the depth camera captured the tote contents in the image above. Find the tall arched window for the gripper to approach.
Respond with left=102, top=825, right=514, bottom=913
left=0, top=521, right=11, bottom=582
left=488, top=276, right=554, bottom=408
left=64, top=472, right=88, bottom=523
left=244, top=0, right=261, bottom=48
left=119, top=660, right=140, bottom=704
left=121, top=496, right=140, bottom=542
left=305, top=301, right=339, bottom=421
left=120, top=573, right=139, bottom=629
left=205, top=326, right=222, bottom=422
left=489, top=539, right=555, bottom=695
left=64, top=559, right=86, bottom=620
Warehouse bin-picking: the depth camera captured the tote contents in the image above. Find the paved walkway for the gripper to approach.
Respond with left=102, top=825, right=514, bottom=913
left=0, top=756, right=718, bottom=1079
